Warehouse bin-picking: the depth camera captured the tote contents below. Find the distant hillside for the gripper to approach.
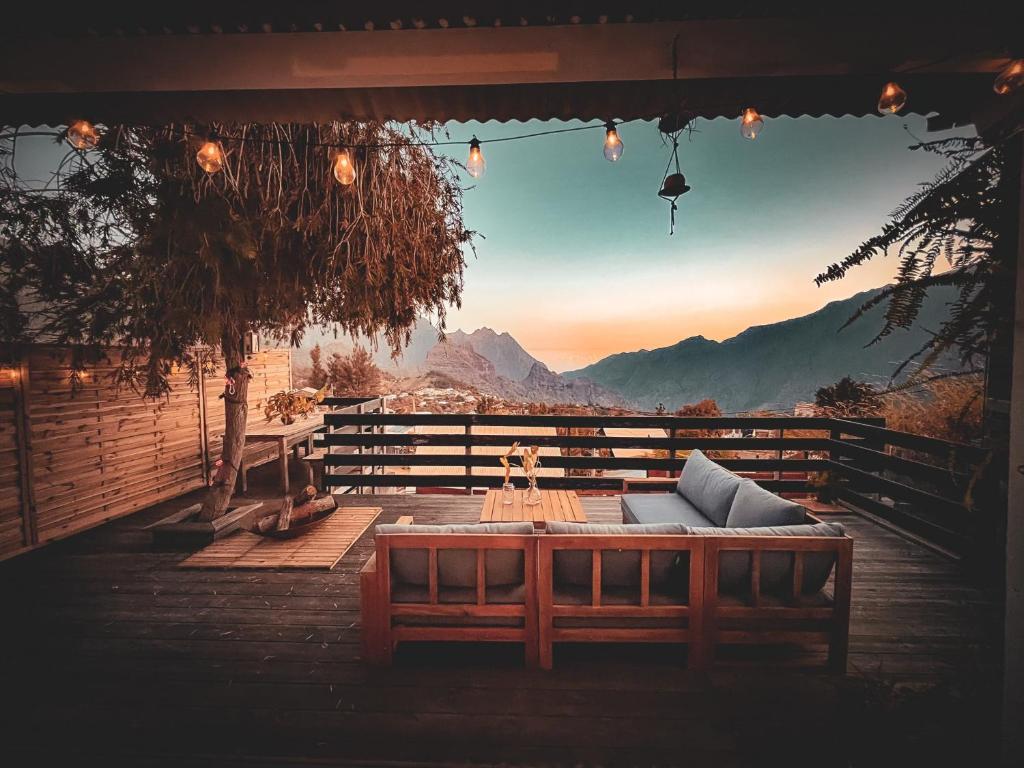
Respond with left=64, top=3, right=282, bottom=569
left=421, top=341, right=627, bottom=408
left=564, top=286, right=963, bottom=412
left=447, top=327, right=538, bottom=381
left=295, top=318, right=625, bottom=407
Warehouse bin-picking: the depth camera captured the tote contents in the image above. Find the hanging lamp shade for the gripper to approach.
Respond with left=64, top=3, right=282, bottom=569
left=658, top=172, right=691, bottom=200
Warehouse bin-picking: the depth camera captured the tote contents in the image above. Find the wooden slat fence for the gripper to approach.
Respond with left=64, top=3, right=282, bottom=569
left=320, top=406, right=997, bottom=556
left=0, top=345, right=291, bottom=560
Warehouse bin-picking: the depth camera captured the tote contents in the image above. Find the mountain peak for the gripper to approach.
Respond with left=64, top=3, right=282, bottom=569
left=567, top=284, right=964, bottom=412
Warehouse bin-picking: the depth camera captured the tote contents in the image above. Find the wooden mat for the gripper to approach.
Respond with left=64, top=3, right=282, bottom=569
left=179, top=506, right=381, bottom=570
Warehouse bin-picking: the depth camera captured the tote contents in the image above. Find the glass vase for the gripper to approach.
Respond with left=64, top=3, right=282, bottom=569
left=501, top=482, right=515, bottom=505
left=524, top=471, right=541, bottom=506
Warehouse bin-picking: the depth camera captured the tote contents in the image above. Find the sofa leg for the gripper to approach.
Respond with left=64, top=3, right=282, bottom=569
left=525, top=641, right=539, bottom=669
left=539, top=640, right=553, bottom=670
left=688, top=637, right=707, bottom=671
left=828, top=633, right=848, bottom=674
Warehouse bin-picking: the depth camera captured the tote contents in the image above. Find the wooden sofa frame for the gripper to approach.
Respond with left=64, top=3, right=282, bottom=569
left=360, top=521, right=853, bottom=673
left=703, top=534, right=853, bottom=672
left=537, top=534, right=706, bottom=670
left=360, top=517, right=540, bottom=666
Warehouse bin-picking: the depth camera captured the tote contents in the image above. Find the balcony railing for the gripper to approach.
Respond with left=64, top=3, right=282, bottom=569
left=318, top=404, right=994, bottom=556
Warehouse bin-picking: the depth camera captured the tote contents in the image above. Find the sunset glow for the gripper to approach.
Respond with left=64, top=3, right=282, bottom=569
left=440, top=115, right=971, bottom=371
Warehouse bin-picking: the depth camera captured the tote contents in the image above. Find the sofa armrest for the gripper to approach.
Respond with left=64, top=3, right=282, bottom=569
left=361, top=551, right=378, bottom=575
left=360, top=551, right=386, bottom=663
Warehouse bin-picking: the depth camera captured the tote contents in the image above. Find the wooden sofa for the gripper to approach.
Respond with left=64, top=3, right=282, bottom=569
left=701, top=527, right=853, bottom=672
left=360, top=518, right=540, bottom=666
left=360, top=520, right=853, bottom=673
left=537, top=522, right=705, bottom=670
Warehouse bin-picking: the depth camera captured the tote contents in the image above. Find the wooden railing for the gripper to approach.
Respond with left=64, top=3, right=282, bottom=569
left=316, top=396, right=389, bottom=494
left=318, top=405, right=995, bottom=555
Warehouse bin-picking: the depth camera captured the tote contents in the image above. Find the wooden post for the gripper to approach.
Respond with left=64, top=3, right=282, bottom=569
left=278, top=436, right=289, bottom=494
left=775, top=428, right=785, bottom=482
left=197, top=356, right=210, bottom=484
left=669, top=427, right=677, bottom=479
left=13, top=355, right=38, bottom=546
left=1003, top=132, right=1024, bottom=764
left=356, top=401, right=364, bottom=494
left=465, top=423, right=473, bottom=493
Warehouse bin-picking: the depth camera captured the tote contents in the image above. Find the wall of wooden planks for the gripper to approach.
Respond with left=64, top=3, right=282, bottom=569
left=0, top=345, right=291, bottom=560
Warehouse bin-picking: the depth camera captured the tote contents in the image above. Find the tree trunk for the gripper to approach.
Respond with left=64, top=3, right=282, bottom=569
left=198, top=336, right=251, bottom=521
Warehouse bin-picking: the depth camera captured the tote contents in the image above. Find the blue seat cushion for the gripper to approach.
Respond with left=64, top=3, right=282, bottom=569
left=676, top=449, right=743, bottom=527
left=621, top=493, right=714, bottom=527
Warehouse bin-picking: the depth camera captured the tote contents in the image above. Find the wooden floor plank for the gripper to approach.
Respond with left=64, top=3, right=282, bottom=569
left=0, top=492, right=1001, bottom=766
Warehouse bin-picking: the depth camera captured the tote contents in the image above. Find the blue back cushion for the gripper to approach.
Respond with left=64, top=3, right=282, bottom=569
left=726, top=480, right=806, bottom=528
left=676, top=449, right=743, bottom=527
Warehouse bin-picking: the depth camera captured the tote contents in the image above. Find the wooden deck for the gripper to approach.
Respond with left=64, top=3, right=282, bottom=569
left=0, top=490, right=1003, bottom=766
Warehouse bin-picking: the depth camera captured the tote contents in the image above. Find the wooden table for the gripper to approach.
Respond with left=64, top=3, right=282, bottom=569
left=479, top=488, right=586, bottom=528
left=243, top=414, right=326, bottom=494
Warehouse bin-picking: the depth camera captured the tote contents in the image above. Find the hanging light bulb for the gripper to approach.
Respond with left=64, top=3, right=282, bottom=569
left=603, top=121, right=624, bottom=162
left=466, top=137, right=486, bottom=179
left=739, top=107, right=764, bottom=140
left=66, top=120, right=100, bottom=150
left=994, top=59, right=1024, bottom=95
left=877, top=82, right=907, bottom=114
left=196, top=141, right=225, bottom=174
left=332, top=149, right=356, bottom=185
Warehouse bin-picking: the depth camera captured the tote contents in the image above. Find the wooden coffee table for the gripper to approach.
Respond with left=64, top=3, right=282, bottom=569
left=479, top=488, right=586, bottom=528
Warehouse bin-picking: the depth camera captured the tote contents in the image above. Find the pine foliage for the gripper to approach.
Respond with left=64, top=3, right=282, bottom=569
left=815, top=136, right=1014, bottom=381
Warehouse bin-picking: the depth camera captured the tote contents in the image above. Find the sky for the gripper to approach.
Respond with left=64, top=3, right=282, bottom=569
left=11, top=114, right=970, bottom=372
left=434, top=115, right=970, bottom=371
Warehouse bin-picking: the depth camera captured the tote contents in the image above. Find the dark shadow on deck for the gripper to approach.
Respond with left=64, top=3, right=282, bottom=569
left=0, top=471, right=1003, bottom=767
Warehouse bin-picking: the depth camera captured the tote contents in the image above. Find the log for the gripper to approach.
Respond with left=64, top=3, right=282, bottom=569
left=293, top=485, right=317, bottom=506
left=253, top=495, right=335, bottom=534
left=292, top=494, right=337, bottom=521
left=255, top=513, right=279, bottom=533
left=276, top=498, right=294, bottom=531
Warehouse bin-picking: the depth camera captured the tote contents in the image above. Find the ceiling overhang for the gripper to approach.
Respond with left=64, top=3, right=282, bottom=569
left=0, top=17, right=1015, bottom=125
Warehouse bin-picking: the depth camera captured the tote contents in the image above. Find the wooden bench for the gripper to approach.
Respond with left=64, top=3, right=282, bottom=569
left=537, top=531, right=706, bottom=670
left=703, top=532, right=853, bottom=673
left=360, top=523, right=853, bottom=673
left=235, top=442, right=280, bottom=494
left=360, top=517, right=539, bottom=666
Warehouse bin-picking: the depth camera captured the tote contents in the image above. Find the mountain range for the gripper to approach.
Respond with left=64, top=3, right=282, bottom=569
left=564, top=285, right=961, bottom=412
left=295, top=322, right=627, bottom=407
left=294, top=284, right=962, bottom=412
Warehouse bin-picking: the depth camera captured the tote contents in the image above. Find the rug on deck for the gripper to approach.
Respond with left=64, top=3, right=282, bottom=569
left=178, top=506, right=381, bottom=570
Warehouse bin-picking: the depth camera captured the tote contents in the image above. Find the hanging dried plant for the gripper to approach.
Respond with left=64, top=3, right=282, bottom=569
left=0, top=120, right=473, bottom=518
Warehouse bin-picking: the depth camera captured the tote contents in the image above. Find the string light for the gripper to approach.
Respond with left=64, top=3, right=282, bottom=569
left=196, top=141, right=225, bottom=174
left=994, top=59, right=1023, bottom=95
left=66, top=120, right=100, bottom=150
left=877, top=82, right=907, bottom=114
left=603, top=121, right=624, bottom=162
left=739, top=107, right=764, bottom=140
left=332, top=150, right=356, bottom=185
left=466, top=137, right=486, bottom=179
